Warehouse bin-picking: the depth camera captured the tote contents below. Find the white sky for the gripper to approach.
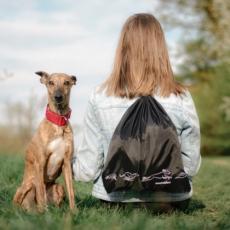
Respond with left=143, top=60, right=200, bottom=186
left=0, top=0, right=183, bottom=126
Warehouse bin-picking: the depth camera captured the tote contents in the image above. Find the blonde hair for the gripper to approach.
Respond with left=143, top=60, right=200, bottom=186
left=101, top=13, right=185, bottom=98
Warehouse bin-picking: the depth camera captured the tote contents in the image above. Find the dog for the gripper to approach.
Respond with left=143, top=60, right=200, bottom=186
left=13, top=71, right=77, bottom=212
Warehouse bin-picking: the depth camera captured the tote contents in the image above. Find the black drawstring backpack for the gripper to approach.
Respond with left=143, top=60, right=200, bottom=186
left=102, top=96, right=191, bottom=194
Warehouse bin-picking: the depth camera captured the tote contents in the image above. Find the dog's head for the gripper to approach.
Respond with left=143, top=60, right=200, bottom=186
left=35, top=71, right=77, bottom=108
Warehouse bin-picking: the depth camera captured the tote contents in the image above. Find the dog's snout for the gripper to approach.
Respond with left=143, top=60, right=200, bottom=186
left=55, top=95, right=63, bottom=102
left=54, top=91, right=63, bottom=103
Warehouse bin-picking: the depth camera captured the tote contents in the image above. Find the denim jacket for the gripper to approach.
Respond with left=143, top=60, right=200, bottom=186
left=72, top=88, right=201, bottom=202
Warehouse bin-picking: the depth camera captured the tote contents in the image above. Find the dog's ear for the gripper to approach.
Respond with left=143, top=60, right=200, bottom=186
left=71, top=75, right=77, bottom=85
left=35, top=71, right=49, bottom=84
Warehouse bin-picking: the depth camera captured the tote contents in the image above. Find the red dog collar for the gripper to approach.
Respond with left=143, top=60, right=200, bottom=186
left=46, top=105, right=71, bottom=126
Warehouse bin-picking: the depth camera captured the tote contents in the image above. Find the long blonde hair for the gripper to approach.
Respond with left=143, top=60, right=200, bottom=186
left=101, top=13, right=185, bottom=98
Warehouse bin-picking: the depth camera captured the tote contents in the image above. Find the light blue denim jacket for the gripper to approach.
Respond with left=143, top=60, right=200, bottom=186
left=72, top=88, right=201, bottom=202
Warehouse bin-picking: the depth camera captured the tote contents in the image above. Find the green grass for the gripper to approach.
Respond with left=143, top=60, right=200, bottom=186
left=0, top=154, right=230, bottom=230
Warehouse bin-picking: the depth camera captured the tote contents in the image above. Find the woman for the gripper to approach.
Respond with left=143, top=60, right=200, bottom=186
left=72, top=13, right=201, bottom=210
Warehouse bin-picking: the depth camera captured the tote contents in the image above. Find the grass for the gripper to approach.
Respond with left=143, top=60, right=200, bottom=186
left=0, top=154, right=230, bottom=230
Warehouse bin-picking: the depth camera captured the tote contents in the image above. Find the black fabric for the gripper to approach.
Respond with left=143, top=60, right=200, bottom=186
left=102, top=96, right=191, bottom=194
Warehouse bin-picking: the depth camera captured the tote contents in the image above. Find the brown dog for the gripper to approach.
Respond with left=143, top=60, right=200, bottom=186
left=13, top=71, right=77, bottom=212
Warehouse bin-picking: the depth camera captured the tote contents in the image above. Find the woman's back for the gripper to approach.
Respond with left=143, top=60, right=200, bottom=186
left=73, top=13, right=201, bottom=204
left=73, top=88, right=201, bottom=202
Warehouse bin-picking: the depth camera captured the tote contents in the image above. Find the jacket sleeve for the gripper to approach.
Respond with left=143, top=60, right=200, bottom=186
left=180, top=91, right=201, bottom=177
left=72, top=93, right=104, bottom=182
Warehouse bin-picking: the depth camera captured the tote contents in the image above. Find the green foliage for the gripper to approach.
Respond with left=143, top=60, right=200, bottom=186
left=157, top=0, right=230, bottom=155
left=220, top=96, right=230, bottom=122
left=189, top=64, right=230, bottom=155
left=157, top=0, right=230, bottom=67
left=0, top=154, right=230, bottom=229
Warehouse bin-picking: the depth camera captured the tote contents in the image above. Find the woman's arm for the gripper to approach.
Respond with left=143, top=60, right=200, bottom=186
left=72, top=93, right=104, bottom=182
left=180, top=91, right=201, bottom=177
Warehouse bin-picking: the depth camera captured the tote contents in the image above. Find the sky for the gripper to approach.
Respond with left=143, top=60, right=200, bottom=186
left=0, top=0, right=182, bottom=127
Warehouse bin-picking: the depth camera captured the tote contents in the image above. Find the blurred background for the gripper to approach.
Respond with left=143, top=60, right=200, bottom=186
left=0, top=0, right=229, bottom=156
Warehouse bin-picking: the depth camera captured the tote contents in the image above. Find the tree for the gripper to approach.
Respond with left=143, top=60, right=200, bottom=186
left=156, top=0, right=230, bottom=73
left=155, top=0, right=230, bottom=155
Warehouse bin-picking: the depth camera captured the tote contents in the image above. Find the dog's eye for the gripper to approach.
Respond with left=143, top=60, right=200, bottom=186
left=64, top=81, right=70, bottom=86
left=48, top=81, right=54, bottom=86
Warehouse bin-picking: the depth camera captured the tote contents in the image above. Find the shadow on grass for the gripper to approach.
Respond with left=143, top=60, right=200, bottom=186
left=75, top=195, right=205, bottom=215
left=75, top=196, right=101, bottom=209
left=184, top=199, right=206, bottom=214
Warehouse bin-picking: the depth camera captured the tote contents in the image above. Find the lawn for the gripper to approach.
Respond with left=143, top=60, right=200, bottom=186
left=0, top=154, right=229, bottom=230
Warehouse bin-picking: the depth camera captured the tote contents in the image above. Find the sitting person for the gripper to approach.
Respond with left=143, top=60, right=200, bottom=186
left=72, top=13, right=201, bottom=211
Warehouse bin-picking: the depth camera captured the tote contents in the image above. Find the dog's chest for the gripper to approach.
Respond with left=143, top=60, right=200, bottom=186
left=46, top=137, right=66, bottom=179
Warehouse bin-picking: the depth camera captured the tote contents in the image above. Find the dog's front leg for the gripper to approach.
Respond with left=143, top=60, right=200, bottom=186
left=34, top=155, right=47, bottom=212
left=62, top=149, right=75, bottom=210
